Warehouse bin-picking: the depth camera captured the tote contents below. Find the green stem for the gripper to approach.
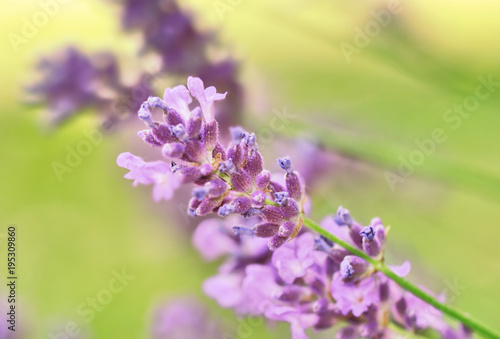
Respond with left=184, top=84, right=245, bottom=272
left=303, top=216, right=500, bottom=339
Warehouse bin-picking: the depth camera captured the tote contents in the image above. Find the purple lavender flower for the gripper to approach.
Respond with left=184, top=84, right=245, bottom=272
left=116, top=152, right=181, bottom=201
left=29, top=1, right=244, bottom=131
left=119, top=77, right=308, bottom=251
left=28, top=47, right=154, bottom=129
left=27, top=48, right=102, bottom=125
left=118, top=77, right=474, bottom=339
left=331, top=275, right=380, bottom=317
left=392, top=285, right=448, bottom=333
left=271, top=232, right=316, bottom=284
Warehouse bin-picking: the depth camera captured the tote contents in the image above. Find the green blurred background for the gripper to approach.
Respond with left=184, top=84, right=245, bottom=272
left=1, top=0, right=500, bottom=338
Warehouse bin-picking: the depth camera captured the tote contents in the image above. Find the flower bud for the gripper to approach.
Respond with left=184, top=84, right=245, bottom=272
left=165, top=107, right=184, bottom=126
left=203, top=120, right=218, bottom=150
left=199, top=163, right=212, bottom=176
left=243, top=132, right=258, bottom=151
left=261, top=205, right=286, bottom=224
left=285, top=172, right=302, bottom=200
left=212, top=142, right=227, bottom=161
left=185, top=139, right=205, bottom=162
left=269, top=181, right=286, bottom=197
left=374, top=224, right=386, bottom=246
left=253, top=222, right=280, bottom=237
left=359, top=226, right=375, bottom=241
left=171, top=123, right=188, bottom=142
left=277, top=156, right=293, bottom=173
left=362, top=237, right=381, bottom=257
left=138, top=102, right=153, bottom=126
left=251, top=190, right=266, bottom=206
left=282, top=199, right=299, bottom=219
left=278, top=220, right=297, bottom=237
left=218, top=159, right=235, bottom=174
left=348, top=223, right=363, bottom=248
left=162, top=143, right=185, bottom=158
left=255, top=170, right=271, bottom=190
left=192, top=186, right=209, bottom=200
left=340, top=256, right=371, bottom=283
left=230, top=196, right=252, bottom=214
left=243, top=151, right=263, bottom=178
left=196, top=196, right=224, bottom=216
left=243, top=208, right=262, bottom=218
left=206, top=179, right=229, bottom=197
left=187, top=107, right=203, bottom=137
left=152, top=123, right=176, bottom=144
left=231, top=170, right=252, bottom=192
left=268, top=234, right=288, bottom=251
left=187, top=197, right=201, bottom=217
left=274, top=192, right=289, bottom=206
left=138, top=130, right=162, bottom=147
left=334, top=206, right=353, bottom=226
left=146, top=96, right=169, bottom=110
left=227, top=144, right=245, bottom=168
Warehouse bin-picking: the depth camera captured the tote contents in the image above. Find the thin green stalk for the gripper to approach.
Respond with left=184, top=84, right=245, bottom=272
left=303, top=216, right=500, bottom=339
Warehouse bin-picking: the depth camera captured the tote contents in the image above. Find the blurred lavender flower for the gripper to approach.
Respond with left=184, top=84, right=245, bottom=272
left=120, top=0, right=209, bottom=73
left=151, top=298, right=223, bottom=339
left=119, top=0, right=244, bottom=127
left=27, top=48, right=107, bottom=126
left=27, top=47, right=153, bottom=128
left=29, top=0, right=243, bottom=130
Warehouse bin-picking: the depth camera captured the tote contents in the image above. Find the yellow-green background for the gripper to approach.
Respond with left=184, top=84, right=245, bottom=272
left=1, top=0, right=499, bottom=338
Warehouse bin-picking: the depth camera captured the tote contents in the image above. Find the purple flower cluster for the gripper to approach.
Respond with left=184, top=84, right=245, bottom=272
left=29, top=0, right=243, bottom=129
left=117, top=0, right=244, bottom=126
left=119, top=0, right=209, bottom=73
left=195, top=213, right=470, bottom=339
left=28, top=48, right=149, bottom=127
left=118, top=78, right=470, bottom=339
left=118, top=76, right=308, bottom=251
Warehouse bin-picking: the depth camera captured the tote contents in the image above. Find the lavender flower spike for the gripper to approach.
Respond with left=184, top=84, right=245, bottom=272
left=118, top=76, right=307, bottom=250
left=118, top=77, right=495, bottom=339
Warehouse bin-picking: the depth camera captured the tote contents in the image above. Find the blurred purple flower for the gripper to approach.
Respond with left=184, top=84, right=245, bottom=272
left=151, top=298, right=222, bottom=339
left=27, top=48, right=102, bottom=125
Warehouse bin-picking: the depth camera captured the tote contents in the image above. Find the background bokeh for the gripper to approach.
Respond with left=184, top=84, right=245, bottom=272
left=1, top=0, right=500, bottom=338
